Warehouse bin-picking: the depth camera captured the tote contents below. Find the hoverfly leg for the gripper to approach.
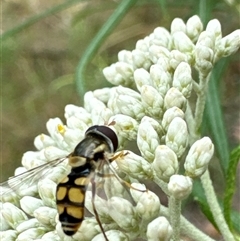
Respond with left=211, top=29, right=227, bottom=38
left=91, top=178, right=109, bottom=241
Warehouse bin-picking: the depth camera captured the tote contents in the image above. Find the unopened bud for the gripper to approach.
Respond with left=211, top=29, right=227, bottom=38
left=166, top=117, right=188, bottom=158
left=134, top=68, right=152, bottom=92
left=162, top=107, right=185, bottom=131
left=171, top=18, right=186, bottom=34
left=164, top=88, right=187, bottom=113
left=186, top=15, right=203, bottom=41
left=184, top=137, right=214, bottom=178
left=152, top=145, right=179, bottom=182
left=147, top=216, right=173, bottom=241
left=168, top=174, right=193, bottom=199
left=137, top=116, right=160, bottom=162
left=172, top=62, right=193, bottom=98
left=115, top=151, right=153, bottom=179
left=108, top=197, right=138, bottom=231
left=140, top=85, right=164, bottom=119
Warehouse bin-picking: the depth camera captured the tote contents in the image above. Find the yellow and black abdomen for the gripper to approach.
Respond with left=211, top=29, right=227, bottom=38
left=56, top=162, right=91, bottom=236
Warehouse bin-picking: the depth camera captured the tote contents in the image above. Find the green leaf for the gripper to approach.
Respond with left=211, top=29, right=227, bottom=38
left=193, top=179, right=240, bottom=234
left=223, top=146, right=240, bottom=233
left=75, top=0, right=139, bottom=99
left=203, top=58, right=230, bottom=177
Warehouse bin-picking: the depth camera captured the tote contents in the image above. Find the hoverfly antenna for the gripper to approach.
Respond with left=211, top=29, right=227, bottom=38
left=85, top=125, right=118, bottom=152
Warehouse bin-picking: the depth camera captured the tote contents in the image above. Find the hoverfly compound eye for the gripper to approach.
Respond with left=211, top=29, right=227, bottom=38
left=85, top=125, right=118, bottom=152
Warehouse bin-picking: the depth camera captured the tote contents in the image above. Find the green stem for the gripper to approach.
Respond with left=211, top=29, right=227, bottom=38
left=200, top=170, right=235, bottom=241
left=169, top=196, right=181, bottom=241
left=75, top=0, right=138, bottom=98
left=160, top=205, right=215, bottom=241
left=194, top=73, right=211, bottom=135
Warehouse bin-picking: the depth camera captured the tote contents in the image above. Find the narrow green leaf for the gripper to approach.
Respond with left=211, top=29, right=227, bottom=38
left=193, top=180, right=240, bottom=234
left=75, top=0, right=138, bottom=99
left=192, top=180, right=218, bottom=229
left=223, top=145, right=240, bottom=232
left=203, top=58, right=230, bottom=177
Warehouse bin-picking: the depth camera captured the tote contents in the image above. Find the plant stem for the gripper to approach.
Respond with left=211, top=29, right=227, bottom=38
left=200, top=170, right=235, bottom=241
left=169, top=196, right=181, bottom=241
left=194, top=73, right=210, bottom=135
left=160, top=205, right=216, bottom=241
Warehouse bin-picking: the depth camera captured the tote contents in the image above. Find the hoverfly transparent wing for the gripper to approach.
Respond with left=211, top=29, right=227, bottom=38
left=0, top=156, right=70, bottom=205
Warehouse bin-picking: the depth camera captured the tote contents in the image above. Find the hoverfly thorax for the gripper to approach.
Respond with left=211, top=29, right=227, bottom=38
left=56, top=125, right=118, bottom=236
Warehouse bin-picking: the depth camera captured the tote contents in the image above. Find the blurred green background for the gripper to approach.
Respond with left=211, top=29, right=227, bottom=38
left=1, top=0, right=240, bottom=238
left=1, top=0, right=239, bottom=182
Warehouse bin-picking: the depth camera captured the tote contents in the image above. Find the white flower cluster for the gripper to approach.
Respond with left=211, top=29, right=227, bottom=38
left=1, top=15, right=239, bottom=241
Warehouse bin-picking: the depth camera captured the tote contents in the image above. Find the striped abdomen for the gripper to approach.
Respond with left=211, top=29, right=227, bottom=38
left=56, top=162, right=91, bottom=236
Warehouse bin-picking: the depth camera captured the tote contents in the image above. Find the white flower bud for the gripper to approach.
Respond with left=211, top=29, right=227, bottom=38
left=197, top=31, right=215, bottom=50
left=34, top=134, right=55, bottom=151
left=156, top=58, right=171, bottom=76
left=92, top=230, right=129, bottom=241
left=84, top=91, right=105, bottom=111
left=172, top=62, right=193, bottom=98
left=140, top=85, right=164, bottom=119
left=141, top=116, right=164, bottom=138
left=34, top=206, right=57, bottom=226
left=108, top=114, right=138, bottom=142
left=172, top=32, right=195, bottom=54
left=15, top=218, right=40, bottom=233
left=132, top=49, right=152, bottom=70
left=168, top=174, right=193, bottom=200
left=118, top=50, right=133, bottom=65
left=215, top=30, right=240, bottom=59
left=92, top=87, right=111, bottom=104
left=44, top=146, right=69, bottom=161
left=115, top=151, right=153, bottom=179
left=0, top=230, right=17, bottom=241
left=150, top=64, right=172, bottom=96
left=103, top=62, right=134, bottom=87
left=15, top=227, right=46, bottom=241
left=147, top=216, right=172, bottom=241
left=152, top=27, right=172, bottom=48
left=162, top=107, right=185, bottom=131
left=64, top=104, right=91, bottom=128
left=0, top=205, right=11, bottom=231
left=134, top=68, right=152, bottom=92
left=41, top=231, right=61, bottom=240
left=186, top=15, right=203, bottom=41
left=38, top=179, right=57, bottom=208
left=206, top=19, right=222, bottom=42
left=137, top=118, right=161, bottom=162
left=164, top=87, right=187, bottom=112
left=166, top=117, right=188, bottom=158
left=136, top=38, right=150, bottom=52
left=21, top=150, right=46, bottom=170
left=108, top=86, right=145, bottom=121
left=169, top=50, right=188, bottom=69
left=171, top=18, right=186, bottom=34
left=149, top=45, right=170, bottom=64
left=195, top=45, right=214, bottom=76
left=1, top=202, right=28, bottom=229
left=108, top=197, right=138, bottom=231
left=152, top=145, right=179, bottom=182
left=20, top=196, right=44, bottom=217
left=184, top=137, right=214, bottom=178
left=130, top=183, right=160, bottom=222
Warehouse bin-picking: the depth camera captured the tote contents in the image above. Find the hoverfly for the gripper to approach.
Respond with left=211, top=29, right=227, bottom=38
left=0, top=125, right=120, bottom=240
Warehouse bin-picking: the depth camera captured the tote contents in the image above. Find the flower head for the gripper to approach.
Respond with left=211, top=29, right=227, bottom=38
left=1, top=15, right=238, bottom=241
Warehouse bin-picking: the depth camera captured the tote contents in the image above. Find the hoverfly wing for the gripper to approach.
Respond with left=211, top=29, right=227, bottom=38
left=0, top=156, right=70, bottom=202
